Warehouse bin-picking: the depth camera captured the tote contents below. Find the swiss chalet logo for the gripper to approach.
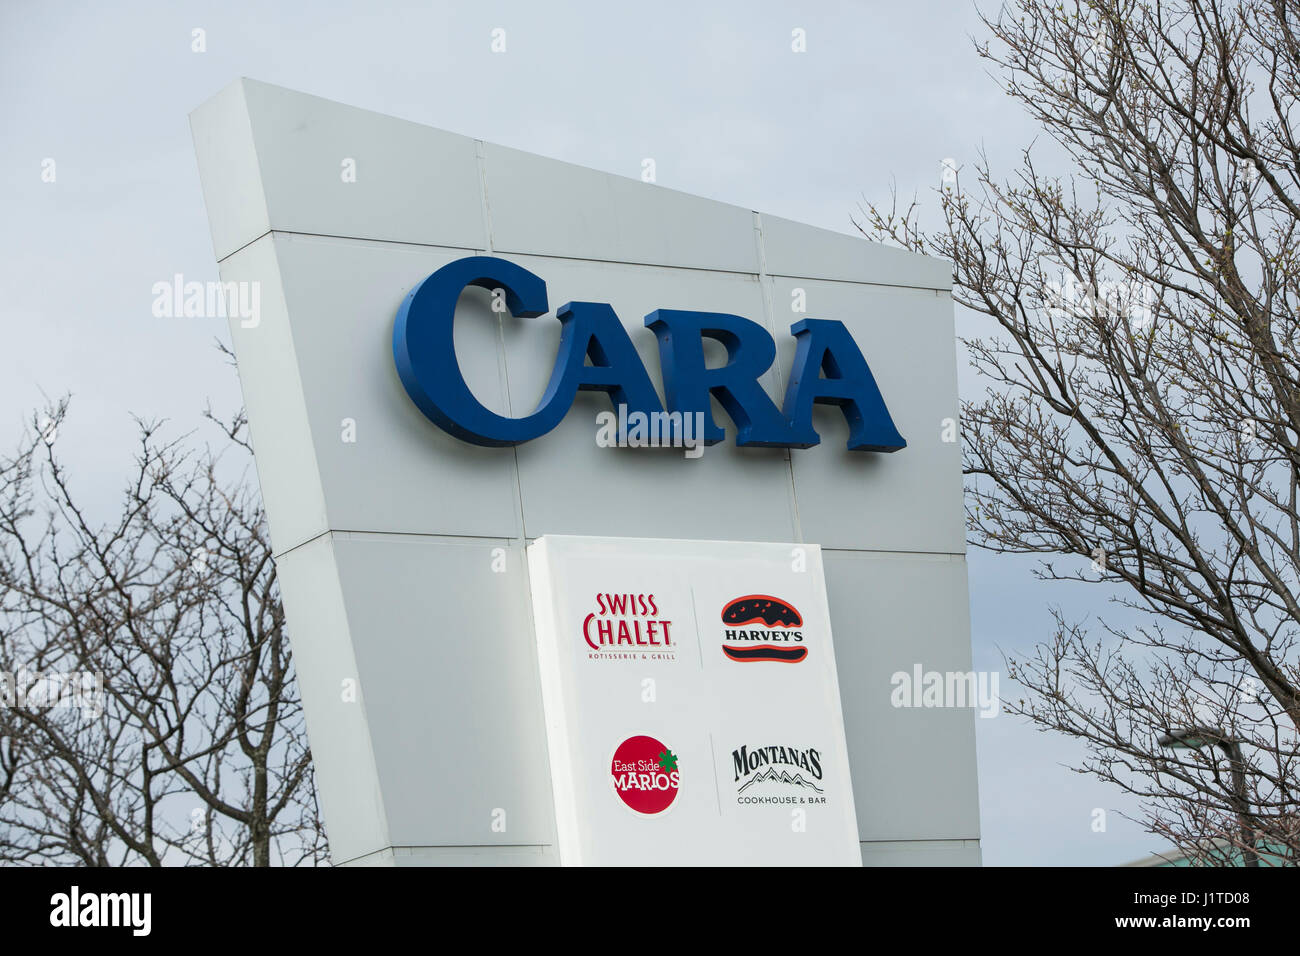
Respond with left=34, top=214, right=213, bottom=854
left=719, top=595, right=806, bottom=663
left=582, top=592, right=676, bottom=662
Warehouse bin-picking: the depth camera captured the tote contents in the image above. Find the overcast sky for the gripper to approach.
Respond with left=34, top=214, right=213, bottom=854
left=0, top=0, right=1165, bottom=865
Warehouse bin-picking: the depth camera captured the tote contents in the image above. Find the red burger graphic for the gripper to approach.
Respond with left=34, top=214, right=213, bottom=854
left=720, top=594, right=807, bottom=663
left=610, top=735, right=680, bottom=814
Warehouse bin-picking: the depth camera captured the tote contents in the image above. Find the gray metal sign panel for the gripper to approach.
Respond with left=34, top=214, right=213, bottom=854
left=191, top=78, right=979, bottom=866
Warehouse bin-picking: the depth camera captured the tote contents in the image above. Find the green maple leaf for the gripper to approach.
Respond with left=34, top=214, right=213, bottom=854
left=658, top=750, right=678, bottom=772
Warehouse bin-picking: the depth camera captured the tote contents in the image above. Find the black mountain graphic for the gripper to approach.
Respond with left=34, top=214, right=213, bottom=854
left=737, top=767, right=825, bottom=794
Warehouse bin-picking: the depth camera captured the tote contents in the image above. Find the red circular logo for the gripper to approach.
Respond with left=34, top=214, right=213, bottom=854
left=610, top=735, right=680, bottom=814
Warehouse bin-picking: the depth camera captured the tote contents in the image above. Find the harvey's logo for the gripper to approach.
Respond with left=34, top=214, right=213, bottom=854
left=731, top=744, right=826, bottom=806
left=719, top=595, right=806, bottom=663
left=583, top=592, right=676, bottom=662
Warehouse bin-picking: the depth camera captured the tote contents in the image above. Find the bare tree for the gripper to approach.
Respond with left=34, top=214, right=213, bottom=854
left=0, top=399, right=327, bottom=866
left=860, top=0, right=1300, bottom=863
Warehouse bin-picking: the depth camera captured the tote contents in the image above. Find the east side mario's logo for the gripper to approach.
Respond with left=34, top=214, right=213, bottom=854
left=719, top=595, right=807, bottom=663
left=611, top=735, right=680, bottom=814
left=583, top=592, right=676, bottom=662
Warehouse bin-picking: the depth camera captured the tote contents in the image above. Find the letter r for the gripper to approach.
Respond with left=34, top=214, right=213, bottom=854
left=644, top=309, right=796, bottom=446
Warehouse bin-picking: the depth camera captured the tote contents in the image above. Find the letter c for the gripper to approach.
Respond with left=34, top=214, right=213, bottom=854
left=393, top=256, right=552, bottom=445
left=394, top=256, right=663, bottom=445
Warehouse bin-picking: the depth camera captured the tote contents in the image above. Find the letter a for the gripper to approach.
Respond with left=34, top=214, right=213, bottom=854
left=782, top=318, right=905, bottom=451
